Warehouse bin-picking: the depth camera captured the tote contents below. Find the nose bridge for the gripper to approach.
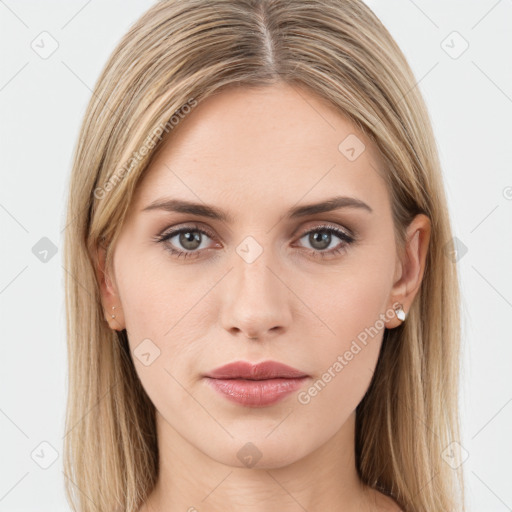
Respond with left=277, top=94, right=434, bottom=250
left=236, top=247, right=277, bottom=296
left=233, top=238, right=284, bottom=306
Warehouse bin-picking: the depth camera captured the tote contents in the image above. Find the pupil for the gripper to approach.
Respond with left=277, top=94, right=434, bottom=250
left=311, top=231, right=330, bottom=250
left=180, top=231, right=201, bottom=250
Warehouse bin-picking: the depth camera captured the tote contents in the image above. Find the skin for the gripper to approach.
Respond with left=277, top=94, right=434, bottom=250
left=96, top=82, right=430, bottom=512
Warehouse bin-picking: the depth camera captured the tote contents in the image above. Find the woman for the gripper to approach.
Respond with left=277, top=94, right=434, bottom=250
left=63, top=1, right=466, bottom=511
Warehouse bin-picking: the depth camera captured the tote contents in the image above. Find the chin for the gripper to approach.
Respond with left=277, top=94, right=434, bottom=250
left=202, top=434, right=314, bottom=470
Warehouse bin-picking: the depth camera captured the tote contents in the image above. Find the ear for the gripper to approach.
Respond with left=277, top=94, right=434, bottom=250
left=385, top=213, right=431, bottom=329
left=95, top=243, right=126, bottom=331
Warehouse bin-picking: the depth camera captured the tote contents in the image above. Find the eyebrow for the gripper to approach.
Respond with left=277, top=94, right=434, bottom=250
left=141, top=195, right=373, bottom=223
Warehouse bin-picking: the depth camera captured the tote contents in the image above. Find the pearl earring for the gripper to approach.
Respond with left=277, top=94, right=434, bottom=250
left=394, top=303, right=406, bottom=321
left=111, top=305, right=117, bottom=319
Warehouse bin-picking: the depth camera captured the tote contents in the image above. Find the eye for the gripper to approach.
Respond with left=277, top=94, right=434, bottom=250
left=153, top=224, right=218, bottom=259
left=295, top=224, right=355, bottom=259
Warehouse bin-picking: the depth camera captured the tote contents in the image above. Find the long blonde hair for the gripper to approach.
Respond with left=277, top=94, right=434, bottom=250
left=63, top=1, right=465, bottom=510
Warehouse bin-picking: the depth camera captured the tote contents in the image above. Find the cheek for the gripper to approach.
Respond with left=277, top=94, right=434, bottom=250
left=307, top=241, right=394, bottom=342
left=293, top=246, right=394, bottom=408
left=115, top=243, right=188, bottom=338
left=292, top=313, right=384, bottom=428
left=113, top=248, right=214, bottom=396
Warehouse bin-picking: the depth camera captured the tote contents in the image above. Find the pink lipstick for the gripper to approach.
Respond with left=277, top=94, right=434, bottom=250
left=203, top=360, right=310, bottom=407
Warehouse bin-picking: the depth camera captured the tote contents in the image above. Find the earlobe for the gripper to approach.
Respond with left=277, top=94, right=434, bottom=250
left=385, top=214, right=431, bottom=329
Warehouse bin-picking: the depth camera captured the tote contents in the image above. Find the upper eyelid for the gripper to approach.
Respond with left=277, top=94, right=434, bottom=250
left=296, top=222, right=354, bottom=238
left=160, top=222, right=354, bottom=244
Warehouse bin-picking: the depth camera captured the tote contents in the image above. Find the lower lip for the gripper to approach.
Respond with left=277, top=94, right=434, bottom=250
left=204, top=377, right=308, bottom=407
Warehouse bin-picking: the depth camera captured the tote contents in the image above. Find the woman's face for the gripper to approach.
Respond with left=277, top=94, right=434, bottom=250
left=101, top=82, right=426, bottom=469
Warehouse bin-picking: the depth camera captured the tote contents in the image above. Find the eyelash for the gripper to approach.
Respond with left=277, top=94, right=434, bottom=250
left=153, top=223, right=355, bottom=261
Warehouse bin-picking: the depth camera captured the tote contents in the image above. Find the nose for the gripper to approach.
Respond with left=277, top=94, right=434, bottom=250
left=220, top=249, right=293, bottom=341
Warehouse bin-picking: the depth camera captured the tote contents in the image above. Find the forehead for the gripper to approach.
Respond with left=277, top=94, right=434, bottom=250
left=133, top=83, right=387, bottom=216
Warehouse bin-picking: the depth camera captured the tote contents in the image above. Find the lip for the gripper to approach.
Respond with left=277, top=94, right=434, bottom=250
left=203, top=360, right=310, bottom=407
left=204, top=360, right=309, bottom=380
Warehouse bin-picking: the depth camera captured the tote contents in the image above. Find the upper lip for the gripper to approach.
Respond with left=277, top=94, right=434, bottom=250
left=204, top=360, right=309, bottom=380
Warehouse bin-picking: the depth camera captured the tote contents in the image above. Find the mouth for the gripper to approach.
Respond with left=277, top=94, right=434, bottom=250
left=203, top=360, right=310, bottom=407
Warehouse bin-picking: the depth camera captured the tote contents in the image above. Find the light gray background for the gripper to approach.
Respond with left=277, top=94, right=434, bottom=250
left=1, top=1, right=511, bottom=510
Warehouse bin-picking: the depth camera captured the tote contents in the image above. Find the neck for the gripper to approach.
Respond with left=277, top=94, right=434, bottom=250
left=141, top=411, right=378, bottom=512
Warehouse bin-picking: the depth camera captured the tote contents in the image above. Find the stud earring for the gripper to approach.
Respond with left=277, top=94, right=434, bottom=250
left=111, top=306, right=117, bottom=319
left=394, top=303, right=406, bottom=321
